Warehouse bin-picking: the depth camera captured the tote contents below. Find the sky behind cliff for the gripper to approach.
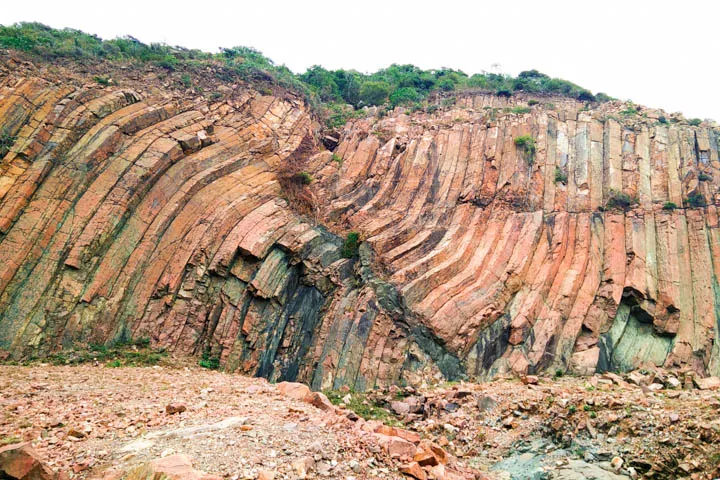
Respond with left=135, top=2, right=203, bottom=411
left=3, top=0, right=719, bottom=119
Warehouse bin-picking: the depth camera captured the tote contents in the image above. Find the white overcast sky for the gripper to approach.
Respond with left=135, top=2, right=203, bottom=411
left=3, top=1, right=720, bottom=119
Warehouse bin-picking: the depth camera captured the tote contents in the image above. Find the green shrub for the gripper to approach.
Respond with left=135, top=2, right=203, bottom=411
left=199, top=351, right=220, bottom=370
left=180, top=73, right=192, bottom=88
left=514, top=135, right=536, bottom=163
left=294, top=172, right=313, bottom=185
left=577, top=90, right=596, bottom=102
left=658, top=116, right=668, bottom=124
left=527, top=99, right=539, bottom=106
left=699, top=172, right=712, bottom=181
left=441, top=96, right=457, bottom=108
left=324, top=102, right=355, bottom=129
left=0, top=436, right=22, bottom=446
left=662, top=201, right=678, bottom=210
left=621, top=105, right=639, bottom=116
left=22, top=339, right=167, bottom=367
left=605, top=189, right=637, bottom=211
left=688, top=118, right=702, bottom=126
left=324, top=390, right=402, bottom=427
left=389, top=87, right=421, bottom=108
left=555, top=167, right=567, bottom=184
left=359, top=81, right=390, bottom=106
left=0, top=22, right=612, bottom=127
left=511, top=106, right=531, bottom=114
left=685, top=193, right=706, bottom=208
left=331, top=153, right=343, bottom=164
left=93, top=75, right=111, bottom=86
left=0, top=133, right=16, bottom=157
left=341, top=231, right=360, bottom=258
left=595, top=92, right=613, bottom=102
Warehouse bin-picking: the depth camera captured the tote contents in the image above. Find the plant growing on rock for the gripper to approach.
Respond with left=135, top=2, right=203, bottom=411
left=294, top=172, right=313, bottom=185
left=0, top=133, right=16, bottom=157
left=555, top=167, right=568, bottom=184
left=324, top=390, right=402, bottom=427
left=688, top=118, right=702, bottom=126
left=341, top=231, right=360, bottom=258
left=699, top=172, right=712, bottom=182
left=514, top=135, right=536, bottom=164
left=199, top=351, right=220, bottom=370
left=605, top=189, right=637, bottom=211
left=621, top=105, right=639, bottom=116
left=662, top=201, right=678, bottom=210
left=685, top=192, right=706, bottom=208
left=510, top=106, right=531, bottom=114
left=93, top=75, right=111, bottom=86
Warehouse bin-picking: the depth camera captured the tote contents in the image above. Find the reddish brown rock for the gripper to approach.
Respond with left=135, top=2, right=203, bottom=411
left=0, top=443, right=59, bottom=480
left=372, top=424, right=421, bottom=444
left=374, top=434, right=417, bottom=460
left=399, top=462, right=427, bottom=480
left=124, top=455, right=221, bottom=480
left=1, top=53, right=719, bottom=389
left=276, top=382, right=311, bottom=400
left=165, top=403, right=187, bottom=415
left=302, top=392, right=335, bottom=412
left=694, top=376, right=720, bottom=390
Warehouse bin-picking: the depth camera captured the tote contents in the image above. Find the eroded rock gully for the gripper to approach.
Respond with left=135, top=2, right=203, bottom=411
left=1, top=55, right=719, bottom=387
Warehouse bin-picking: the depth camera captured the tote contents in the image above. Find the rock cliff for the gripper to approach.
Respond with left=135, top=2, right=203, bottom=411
left=1, top=54, right=719, bottom=388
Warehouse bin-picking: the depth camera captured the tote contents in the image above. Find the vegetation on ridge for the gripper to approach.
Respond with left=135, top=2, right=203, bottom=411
left=0, top=22, right=611, bottom=127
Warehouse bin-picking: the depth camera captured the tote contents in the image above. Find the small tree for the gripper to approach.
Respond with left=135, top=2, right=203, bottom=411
left=389, top=87, right=421, bottom=108
left=359, top=81, right=390, bottom=106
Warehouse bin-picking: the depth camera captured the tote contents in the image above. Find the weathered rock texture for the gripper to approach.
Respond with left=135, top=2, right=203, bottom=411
left=309, top=93, right=720, bottom=379
left=0, top=56, right=719, bottom=387
left=0, top=58, right=449, bottom=391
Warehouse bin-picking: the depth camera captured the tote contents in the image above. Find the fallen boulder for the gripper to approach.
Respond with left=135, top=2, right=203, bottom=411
left=276, top=382, right=311, bottom=400
left=0, top=443, right=60, bottom=480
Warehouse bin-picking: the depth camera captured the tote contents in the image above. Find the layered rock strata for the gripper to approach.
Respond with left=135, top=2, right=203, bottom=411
left=309, top=93, right=720, bottom=379
left=0, top=66, right=450, bottom=390
left=1, top=59, right=719, bottom=386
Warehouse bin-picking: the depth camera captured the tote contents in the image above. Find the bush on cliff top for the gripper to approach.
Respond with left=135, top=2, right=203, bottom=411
left=0, top=22, right=611, bottom=126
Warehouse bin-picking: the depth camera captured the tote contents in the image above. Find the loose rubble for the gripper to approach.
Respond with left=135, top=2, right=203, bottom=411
left=1, top=365, right=719, bottom=479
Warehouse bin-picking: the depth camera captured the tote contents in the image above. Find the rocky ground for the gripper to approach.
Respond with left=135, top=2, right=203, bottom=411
left=1, top=365, right=719, bottom=480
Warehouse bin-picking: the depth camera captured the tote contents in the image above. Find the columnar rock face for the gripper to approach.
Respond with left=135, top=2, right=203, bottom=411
left=309, top=93, right=720, bottom=379
left=0, top=57, right=719, bottom=387
left=0, top=63, right=445, bottom=391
